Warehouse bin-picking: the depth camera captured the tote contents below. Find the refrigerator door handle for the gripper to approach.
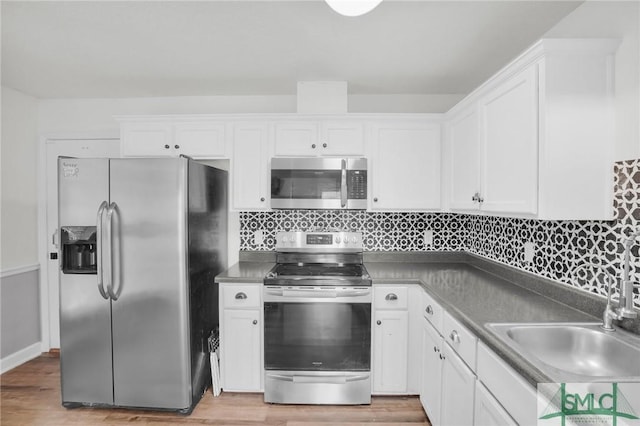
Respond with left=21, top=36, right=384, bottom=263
left=96, top=201, right=109, bottom=300
left=105, top=202, right=120, bottom=301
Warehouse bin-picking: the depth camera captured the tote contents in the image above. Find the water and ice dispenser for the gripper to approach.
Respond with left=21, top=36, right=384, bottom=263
left=60, top=226, right=97, bottom=274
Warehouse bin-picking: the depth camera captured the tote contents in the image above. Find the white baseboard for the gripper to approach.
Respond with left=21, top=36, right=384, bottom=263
left=0, top=342, right=43, bottom=374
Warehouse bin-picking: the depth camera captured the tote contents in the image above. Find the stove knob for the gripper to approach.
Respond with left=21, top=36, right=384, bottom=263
left=351, top=236, right=358, bottom=244
left=335, top=236, right=341, bottom=244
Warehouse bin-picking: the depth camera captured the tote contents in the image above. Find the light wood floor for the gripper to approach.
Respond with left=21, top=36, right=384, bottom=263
left=1, top=354, right=431, bottom=425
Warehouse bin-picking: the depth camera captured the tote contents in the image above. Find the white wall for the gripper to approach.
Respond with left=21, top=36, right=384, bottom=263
left=1, top=86, right=42, bottom=370
left=37, top=93, right=460, bottom=137
left=544, top=0, right=640, bottom=161
left=1, top=87, right=39, bottom=269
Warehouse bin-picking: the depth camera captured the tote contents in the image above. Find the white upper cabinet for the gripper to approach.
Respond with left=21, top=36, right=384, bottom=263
left=370, top=121, right=441, bottom=211
left=120, top=122, right=174, bottom=157
left=274, top=120, right=364, bottom=157
left=445, top=38, right=619, bottom=220
left=480, top=65, right=539, bottom=215
left=173, top=121, right=226, bottom=158
left=119, top=117, right=227, bottom=159
left=231, top=122, right=270, bottom=210
left=448, top=106, right=480, bottom=211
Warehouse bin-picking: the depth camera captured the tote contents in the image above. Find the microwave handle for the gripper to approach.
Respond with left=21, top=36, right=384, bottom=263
left=340, top=159, right=347, bottom=208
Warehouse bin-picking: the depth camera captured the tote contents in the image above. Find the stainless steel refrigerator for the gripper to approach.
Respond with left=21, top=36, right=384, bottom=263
left=57, top=156, right=227, bottom=413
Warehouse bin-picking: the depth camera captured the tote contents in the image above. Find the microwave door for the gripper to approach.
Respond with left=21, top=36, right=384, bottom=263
left=340, top=159, right=347, bottom=208
left=271, top=170, right=343, bottom=209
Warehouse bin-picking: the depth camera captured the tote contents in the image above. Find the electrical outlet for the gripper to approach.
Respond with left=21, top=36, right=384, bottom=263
left=254, top=230, right=264, bottom=245
left=424, top=230, right=434, bottom=246
left=524, top=242, right=535, bottom=263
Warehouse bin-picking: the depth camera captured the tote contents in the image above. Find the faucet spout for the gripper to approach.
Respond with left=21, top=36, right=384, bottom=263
left=620, top=230, right=640, bottom=320
left=571, top=263, right=618, bottom=331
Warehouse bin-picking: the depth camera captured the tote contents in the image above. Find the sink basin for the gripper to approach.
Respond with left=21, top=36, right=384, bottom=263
left=486, top=322, right=640, bottom=382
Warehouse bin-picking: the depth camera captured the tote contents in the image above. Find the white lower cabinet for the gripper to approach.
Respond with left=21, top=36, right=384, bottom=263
left=419, top=289, right=476, bottom=426
left=420, top=317, right=443, bottom=425
left=219, top=283, right=263, bottom=392
left=373, top=309, right=409, bottom=393
left=474, top=381, right=518, bottom=426
left=373, top=286, right=410, bottom=394
left=440, top=343, right=476, bottom=426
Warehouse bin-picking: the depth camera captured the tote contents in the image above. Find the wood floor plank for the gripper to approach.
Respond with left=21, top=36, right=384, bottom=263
left=1, top=356, right=431, bottom=425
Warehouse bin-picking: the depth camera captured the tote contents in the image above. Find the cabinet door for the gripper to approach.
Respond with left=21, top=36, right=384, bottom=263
left=174, top=122, right=226, bottom=158
left=474, top=381, right=517, bottom=426
left=440, top=344, right=476, bottom=426
left=320, top=121, right=365, bottom=156
left=221, top=309, right=261, bottom=392
left=232, top=123, right=269, bottom=210
left=448, top=107, right=480, bottom=211
left=373, top=310, right=408, bottom=393
left=121, top=122, right=173, bottom=157
left=274, top=122, right=318, bottom=156
left=480, top=65, right=538, bottom=215
left=420, top=320, right=443, bottom=425
left=370, top=123, right=441, bottom=211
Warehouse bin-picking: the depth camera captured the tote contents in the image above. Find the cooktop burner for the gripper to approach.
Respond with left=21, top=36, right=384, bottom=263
left=269, top=263, right=368, bottom=278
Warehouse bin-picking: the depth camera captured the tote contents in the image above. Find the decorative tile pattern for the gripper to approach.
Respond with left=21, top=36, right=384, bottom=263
left=240, top=159, right=640, bottom=308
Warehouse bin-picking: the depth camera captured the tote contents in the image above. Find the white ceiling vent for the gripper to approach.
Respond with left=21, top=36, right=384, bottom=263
left=297, top=81, right=348, bottom=114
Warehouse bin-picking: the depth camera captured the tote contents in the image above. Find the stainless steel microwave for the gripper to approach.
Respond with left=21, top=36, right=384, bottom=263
left=270, top=157, right=367, bottom=209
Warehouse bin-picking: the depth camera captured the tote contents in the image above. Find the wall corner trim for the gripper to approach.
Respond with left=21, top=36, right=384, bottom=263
left=0, top=342, right=42, bottom=374
left=1, top=264, right=40, bottom=279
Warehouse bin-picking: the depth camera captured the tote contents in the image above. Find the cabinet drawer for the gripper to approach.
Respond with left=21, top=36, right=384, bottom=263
left=477, top=342, right=537, bottom=426
left=374, top=286, right=408, bottom=310
left=443, top=311, right=477, bottom=371
left=422, top=290, right=443, bottom=335
left=222, top=285, right=261, bottom=309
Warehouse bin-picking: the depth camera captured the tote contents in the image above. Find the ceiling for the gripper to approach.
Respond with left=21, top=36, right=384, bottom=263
left=1, top=0, right=584, bottom=99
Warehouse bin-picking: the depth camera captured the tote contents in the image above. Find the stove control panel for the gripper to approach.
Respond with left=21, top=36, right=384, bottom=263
left=275, top=231, right=363, bottom=252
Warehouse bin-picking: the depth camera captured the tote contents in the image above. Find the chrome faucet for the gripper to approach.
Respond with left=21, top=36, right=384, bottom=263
left=618, top=230, right=640, bottom=321
left=572, top=262, right=622, bottom=331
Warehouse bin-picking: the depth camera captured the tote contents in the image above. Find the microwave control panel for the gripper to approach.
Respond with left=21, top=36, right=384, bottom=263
left=347, top=170, right=367, bottom=199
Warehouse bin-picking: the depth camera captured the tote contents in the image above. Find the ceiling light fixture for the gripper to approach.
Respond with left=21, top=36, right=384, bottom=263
left=325, top=0, right=383, bottom=17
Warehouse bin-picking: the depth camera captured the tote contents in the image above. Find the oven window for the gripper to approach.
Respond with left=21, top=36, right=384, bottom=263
left=271, top=170, right=341, bottom=200
left=264, top=302, right=371, bottom=371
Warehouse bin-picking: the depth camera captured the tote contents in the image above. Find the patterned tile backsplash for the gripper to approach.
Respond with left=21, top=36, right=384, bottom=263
left=240, top=159, right=640, bottom=308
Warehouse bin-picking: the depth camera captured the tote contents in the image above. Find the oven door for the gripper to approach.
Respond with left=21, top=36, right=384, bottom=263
left=263, top=286, right=371, bottom=372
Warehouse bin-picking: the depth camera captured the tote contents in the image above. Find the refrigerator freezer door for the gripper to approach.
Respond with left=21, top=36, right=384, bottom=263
left=109, top=158, right=191, bottom=410
left=58, top=158, right=114, bottom=405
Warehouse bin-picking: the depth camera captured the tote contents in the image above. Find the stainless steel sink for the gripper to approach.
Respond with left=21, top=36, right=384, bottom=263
left=486, top=322, right=640, bottom=382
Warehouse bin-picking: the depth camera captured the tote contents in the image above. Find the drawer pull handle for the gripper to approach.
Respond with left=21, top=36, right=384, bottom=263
left=449, top=330, right=461, bottom=344
left=376, top=320, right=382, bottom=325
left=385, top=293, right=398, bottom=301
left=252, top=320, right=258, bottom=325
left=235, top=292, right=248, bottom=300
left=425, top=305, right=433, bottom=315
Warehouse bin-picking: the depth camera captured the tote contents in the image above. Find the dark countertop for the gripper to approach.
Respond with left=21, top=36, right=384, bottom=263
left=365, top=261, right=598, bottom=386
left=215, top=253, right=614, bottom=387
left=214, top=261, right=274, bottom=283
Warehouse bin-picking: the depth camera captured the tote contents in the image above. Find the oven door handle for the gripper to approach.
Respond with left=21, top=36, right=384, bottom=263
left=268, top=373, right=369, bottom=384
left=284, top=289, right=338, bottom=298
left=265, top=288, right=371, bottom=299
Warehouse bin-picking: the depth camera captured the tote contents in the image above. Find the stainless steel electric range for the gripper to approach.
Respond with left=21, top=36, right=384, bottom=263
left=263, top=231, right=372, bottom=405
